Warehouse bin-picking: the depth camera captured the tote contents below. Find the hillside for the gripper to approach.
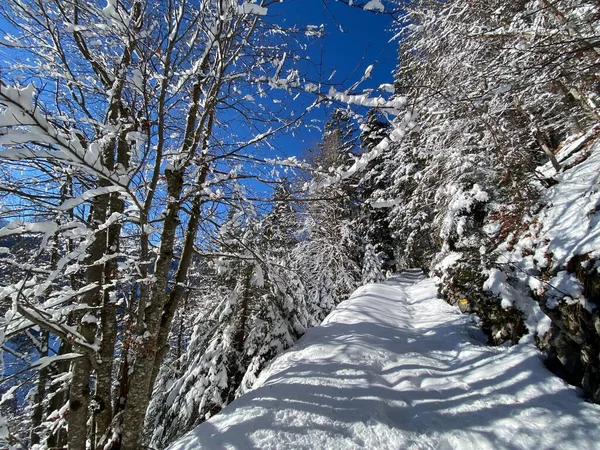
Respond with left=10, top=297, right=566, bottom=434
left=169, top=271, right=600, bottom=450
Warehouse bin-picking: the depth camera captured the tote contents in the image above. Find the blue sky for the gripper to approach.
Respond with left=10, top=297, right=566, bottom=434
left=0, top=0, right=398, bottom=194
left=0, top=1, right=397, bottom=159
left=265, top=0, right=398, bottom=157
left=274, top=0, right=397, bottom=89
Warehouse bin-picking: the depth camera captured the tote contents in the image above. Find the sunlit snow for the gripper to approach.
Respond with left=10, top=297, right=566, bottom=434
left=170, top=270, right=600, bottom=450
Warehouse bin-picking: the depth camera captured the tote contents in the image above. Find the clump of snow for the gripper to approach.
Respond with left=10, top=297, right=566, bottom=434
left=33, top=352, right=82, bottom=370
left=440, top=183, right=490, bottom=239
left=379, top=83, right=395, bottom=93
left=364, top=0, right=385, bottom=13
left=102, top=0, right=118, bottom=18
left=483, top=221, right=501, bottom=238
left=483, top=268, right=549, bottom=340
left=544, top=271, right=584, bottom=309
left=238, top=2, right=268, bottom=16
left=169, top=271, right=600, bottom=450
left=327, top=86, right=405, bottom=112
left=437, top=251, right=463, bottom=271
left=484, top=268, right=520, bottom=309
left=58, top=185, right=125, bottom=211
left=370, top=198, right=400, bottom=208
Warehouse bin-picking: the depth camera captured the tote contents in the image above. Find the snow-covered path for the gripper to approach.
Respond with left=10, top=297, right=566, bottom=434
left=170, top=270, right=600, bottom=450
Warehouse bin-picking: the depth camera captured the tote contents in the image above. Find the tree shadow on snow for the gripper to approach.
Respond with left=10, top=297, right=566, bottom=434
left=172, top=309, right=600, bottom=450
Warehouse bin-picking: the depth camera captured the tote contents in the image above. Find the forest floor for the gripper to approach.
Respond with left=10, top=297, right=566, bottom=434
left=169, top=270, right=600, bottom=450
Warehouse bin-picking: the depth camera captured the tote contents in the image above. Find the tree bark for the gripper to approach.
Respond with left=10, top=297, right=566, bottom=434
left=150, top=163, right=210, bottom=387
left=30, top=330, right=49, bottom=446
left=68, top=194, right=108, bottom=449
left=120, top=167, right=185, bottom=450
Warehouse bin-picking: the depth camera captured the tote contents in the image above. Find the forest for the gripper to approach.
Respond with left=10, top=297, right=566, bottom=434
left=0, top=0, right=598, bottom=449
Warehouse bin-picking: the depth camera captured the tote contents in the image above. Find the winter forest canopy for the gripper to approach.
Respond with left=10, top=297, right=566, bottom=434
left=0, top=0, right=599, bottom=449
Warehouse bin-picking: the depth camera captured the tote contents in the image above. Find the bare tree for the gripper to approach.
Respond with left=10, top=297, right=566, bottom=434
left=0, top=0, right=323, bottom=448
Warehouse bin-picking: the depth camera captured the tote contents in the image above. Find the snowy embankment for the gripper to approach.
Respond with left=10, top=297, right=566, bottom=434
left=170, top=270, right=600, bottom=450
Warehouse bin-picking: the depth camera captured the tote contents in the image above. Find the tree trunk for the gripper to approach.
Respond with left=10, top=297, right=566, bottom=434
left=120, top=168, right=185, bottom=450
left=30, top=330, right=49, bottom=446
left=151, top=164, right=209, bottom=386
left=46, top=328, right=73, bottom=449
left=94, top=214, right=120, bottom=446
left=68, top=195, right=107, bottom=449
left=533, top=128, right=561, bottom=173
left=94, top=126, right=129, bottom=446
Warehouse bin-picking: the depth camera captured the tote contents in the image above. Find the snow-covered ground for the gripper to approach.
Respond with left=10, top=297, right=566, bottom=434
left=169, top=270, right=600, bottom=450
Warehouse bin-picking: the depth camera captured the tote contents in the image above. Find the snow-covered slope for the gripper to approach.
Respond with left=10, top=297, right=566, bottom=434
left=169, top=270, right=600, bottom=450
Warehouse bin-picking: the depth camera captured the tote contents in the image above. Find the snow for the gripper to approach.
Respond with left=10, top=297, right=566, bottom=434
left=169, top=270, right=600, bottom=450
left=0, top=220, right=58, bottom=238
left=488, top=131, right=600, bottom=331
left=0, top=82, right=131, bottom=185
left=437, top=251, right=463, bottom=270
left=364, top=0, right=385, bottom=13
left=534, top=139, right=600, bottom=270
left=482, top=268, right=548, bottom=341
left=102, top=0, right=118, bottom=18
left=369, top=198, right=401, bottom=208
left=33, top=352, right=82, bottom=370
left=238, top=2, right=268, bottom=16
left=58, top=185, right=125, bottom=210
left=378, top=83, right=395, bottom=93
left=545, top=271, right=584, bottom=309
left=327, top=87, right=405, bottom=112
